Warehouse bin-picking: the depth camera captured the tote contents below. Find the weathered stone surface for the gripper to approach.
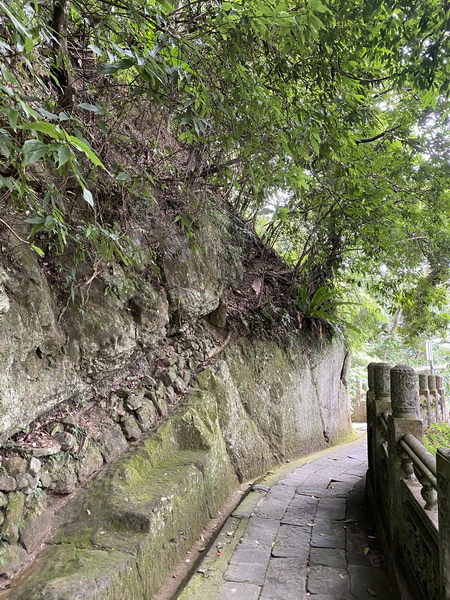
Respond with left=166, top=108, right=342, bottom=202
left=3, top=457, right=27, bottom=476
left=99, top=423, right=129, bottom=463
left=307, top=565, right=351, bottom=595
left=135, top=402, right=158, bottom=432
left=0, top=395, right=239, bottom=600
left=52, top=471, right=78, bottom=494
left=271, top=525, right=310, bottom=559
left=2, top=491, right=25, bottom=543
left=20, top=497, right=51, bottom=553
left=172, top=376, right=187, bottom=394
left=28, top=458, right=41, bottom=476
left=52, top=431, right=78, bottom=452
left=0, top=475, right=17, bottom=492
left=282, top=496, right=318, bottom=527
left=0, top=492, right=8, bottom=507
left=259, top=558, right=306, bottom=600
left=256, top=497, right=289, bottom=520
left=0, top=543, right=27, bottom=577
left=165, top=386, right=178, bottom=404
left=309, top=547, right=347, bottom=568
left=77, top=445, right=104, bottom=482
left=124, top=391, right=145, bottom=411
left=15, top=472, right=39, bottom=494
left=218, top=582, right=261, bottom=600
left=29, top=443, right=61, bottom=458
left=310, top=518, right=346, bottom=549
left=121, top=415, right=142, bottom=441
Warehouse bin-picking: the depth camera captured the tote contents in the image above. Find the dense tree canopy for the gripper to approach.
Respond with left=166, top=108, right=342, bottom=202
left=1, top=0, right=450, bottom=342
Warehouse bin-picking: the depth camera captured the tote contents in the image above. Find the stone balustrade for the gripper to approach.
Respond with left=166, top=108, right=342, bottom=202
left=366, top=363, right=450, bottom=600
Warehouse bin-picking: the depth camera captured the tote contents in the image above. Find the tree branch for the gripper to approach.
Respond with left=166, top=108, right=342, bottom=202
left=356, top=126, right=401, bottom=144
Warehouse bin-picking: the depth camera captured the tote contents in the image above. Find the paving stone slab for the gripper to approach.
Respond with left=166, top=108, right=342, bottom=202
left=225, top=561, right=268, bottom=585
left=307, top=565, right=351, bottom=595
left=315, top=497, right=347, bottom=520
left=219, top=582, right=262, bottom=600
left=239, top=516, right=280, bottom=551
left=259, top=558, right=306, bottom=600
left=282, top=496, right=318, bottom=526
left=231, top=547, right=270, bottom=566
left=298, top=479, right=353, bottom=498
left=297, top=475, right=331, bottom=491
left=310, top=517, right=345, bottom=549
left=256, top=497, right=290, bottom=520
left=309, top=547, right=346, bottom=568
left=271, top=524, right=310, bottom=559
left=267, top=485, right=297, bottom=502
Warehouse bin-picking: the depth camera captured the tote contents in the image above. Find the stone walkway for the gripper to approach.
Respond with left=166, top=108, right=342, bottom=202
left=177, top=436, right=394, bottom=600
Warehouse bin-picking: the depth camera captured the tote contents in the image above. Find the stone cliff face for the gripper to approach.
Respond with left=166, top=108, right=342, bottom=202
left=0, top=205, right=351, bottom=595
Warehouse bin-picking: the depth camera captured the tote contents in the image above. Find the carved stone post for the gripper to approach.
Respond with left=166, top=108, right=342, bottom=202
left=429, top=374, right=439, bottom=423
left=366, top=362, right=378, bottom=488
left=391, top=365, right=420, bottom=420
left=387, top=365, right=423, bottom=553
left=437, top=448, right=450, bottom=600
left=436, top=374, right=446, bottom=422
left=370, top=363, right=392, bottom=501
left=419, top=372, right=431, bottom=427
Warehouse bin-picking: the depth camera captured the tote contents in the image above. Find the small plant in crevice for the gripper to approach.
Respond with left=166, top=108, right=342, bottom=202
left=292, top=285, right=360, bottom=337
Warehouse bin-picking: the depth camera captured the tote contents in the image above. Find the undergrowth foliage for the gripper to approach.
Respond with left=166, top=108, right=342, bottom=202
left=1, top=0, right=450, bottom=338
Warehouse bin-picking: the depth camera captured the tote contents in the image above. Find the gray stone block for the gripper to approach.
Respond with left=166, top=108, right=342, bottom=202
left=309, top=547, right=347, bottom=568
left=219, top=582, right=261, bottom=600
left=310, top=518, right=346, bottom=549
left=260, top=557, right=307, bottom=600
left=225, top=561, right=268, bottom=585
left=315, top=497, right=347, bottom=520
left=307, top=565, right=351, bottom=595
left=271, top=524, right=310, bottom=559
left=256, top=497, right=289, bottom=520
left=282, top=496, right=318, bottom=527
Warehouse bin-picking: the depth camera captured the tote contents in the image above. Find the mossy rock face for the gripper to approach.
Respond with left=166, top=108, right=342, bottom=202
left=0, top=229, right=170, bottom=443
left=0, top=392, right=240, bottom=600
left=2, top=492, right=25, bottom=545
left=0, top=331, right=350, bottom=599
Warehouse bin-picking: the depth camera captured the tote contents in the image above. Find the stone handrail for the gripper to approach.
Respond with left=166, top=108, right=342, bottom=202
left=366, top=362, right=450, bottom=600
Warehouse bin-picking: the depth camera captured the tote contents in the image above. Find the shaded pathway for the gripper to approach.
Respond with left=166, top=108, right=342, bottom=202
left=177, top=436, right=394, bottom=600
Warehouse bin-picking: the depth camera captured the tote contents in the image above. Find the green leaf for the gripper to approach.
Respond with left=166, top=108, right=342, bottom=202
left=116, top=172, right=131, bottom=181
left=30, top=243, right=45, bottom=257
left=19, top=121, right=64, bottom=140
left=56, top=143, right=72, bottom=168
left=22, top=139, right=51, bottom=165
left=98, top=59, right=135, bottom=74
left=24, top=215, right=46, bottom=224
left=78, top=103, right=106, bottom=115
left=0, top=1, right=29, bottom=38
left=5, top=108, right=18, bottom=129
left=67, top=136, right=106, bottom=169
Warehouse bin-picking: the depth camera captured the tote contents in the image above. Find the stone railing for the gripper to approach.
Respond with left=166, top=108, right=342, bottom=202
left=366, top=363, right=450, bottom=600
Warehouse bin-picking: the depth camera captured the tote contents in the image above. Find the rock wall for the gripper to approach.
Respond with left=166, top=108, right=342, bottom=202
left=0, top=332, right=350, bottom=599
left=0, top=206, right=352, bottom=595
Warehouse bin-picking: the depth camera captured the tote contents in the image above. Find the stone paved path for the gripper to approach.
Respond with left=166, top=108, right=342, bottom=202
left=177, top=436, right=395, bottom=600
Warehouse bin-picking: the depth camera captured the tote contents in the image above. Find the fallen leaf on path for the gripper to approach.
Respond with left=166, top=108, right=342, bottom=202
left=367, top=589, right=377, bottom=596
left=363, top=546, right=370, bottom=555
